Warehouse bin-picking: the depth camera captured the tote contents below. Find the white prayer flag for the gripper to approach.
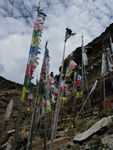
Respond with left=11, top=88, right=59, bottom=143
left=4, top=100, right=13, bottom=121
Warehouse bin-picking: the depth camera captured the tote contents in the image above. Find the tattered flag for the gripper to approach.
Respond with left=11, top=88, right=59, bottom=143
left=101, top=52, right=107, bottom=76
left=110, top=36, right=113, bottom=54
left=106, top=48, right=113, bottom=72
left=82, top=47, right=88, bottom=66
left=65, top=28, right=76, bottom=42
left=38, top=10, right=47, bottom=18
left=4, top=100, right=13, bottom=121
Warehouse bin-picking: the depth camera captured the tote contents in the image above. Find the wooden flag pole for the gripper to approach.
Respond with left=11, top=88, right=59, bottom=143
left=44, top=108, right=47, bottom=150
left=84, top=66, right=92, bottom=113
left=103, top=75, right=106, bottom=110
left=44, top=42, right=49, bottom=150
left=26, top=85, right=39, bottom=150
left=49, top=40, right=66, bottom=150
left=81, top=36, right=85, bottom=120
left=72, top=71, right=78, bottom=127
left=12, top=101, right=24, bottom=150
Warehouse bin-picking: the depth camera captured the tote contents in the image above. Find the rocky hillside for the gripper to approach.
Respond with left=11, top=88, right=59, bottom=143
left=0, top=76, right=22, bottom=144
left=0, top=23, right=113, bottom=149
left=63, top=23, right=113, bottom=112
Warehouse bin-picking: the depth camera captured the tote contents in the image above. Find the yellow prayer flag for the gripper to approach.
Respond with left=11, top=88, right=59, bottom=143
left=76, top=91, right=82, bottom=99
left=21, top=87, right=30, bottom=102
left=31, top=37, right=41, bottom=47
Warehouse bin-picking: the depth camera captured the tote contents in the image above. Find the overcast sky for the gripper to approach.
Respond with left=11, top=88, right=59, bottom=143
left=0, top=0, right=113, bottom=84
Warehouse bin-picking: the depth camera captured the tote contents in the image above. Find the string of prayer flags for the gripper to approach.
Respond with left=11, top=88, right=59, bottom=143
left=76, top=74, right=82, bottom=98
left=41, top=42, right=50, bottom=80
left=65, top=59, right=77, bottom=82
left=27, top=92, right=34, bottom=111
left=41, top=42, right=53, bottom=114
left=59, top=79, right=67, bottom=102
left=54, top=84, right=58, bottom=102
left=21, top=8, right=46, bottom=101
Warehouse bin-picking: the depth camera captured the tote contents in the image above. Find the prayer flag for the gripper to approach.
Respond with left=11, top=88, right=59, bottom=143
left=65, top=28, right=76, bottom=42
left=36, top=17, right=44, bottom=24
left=34, top=23, right=43, bottom=30
left=82, top=47, right=88, bottom=66
left=21, top=87, right=29, bottom=101
left=38, top=10, right=47, bottom=18
left=4, top=100, right=13, bottom=121
left=30, top=45, right=41, bottom=55
left=110, top=36, right=113, bottom=54
left=32, top=30, right=42, bottom=38
left=32, top=37, right=41, bottom=47
left=26, top=64, right=36, bottom=77
left=106, top=48, right=113, bottom=72
left=101, top=52, right=107, bottom=76
left=28, top=54, right=39, bottom=66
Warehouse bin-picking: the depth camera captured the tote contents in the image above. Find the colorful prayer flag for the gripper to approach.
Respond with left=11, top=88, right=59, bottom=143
left=21, top=87, right=29, bottom=101
left=66, top=59, right=77, bottom=77
left=41, top=44, right=50, bottom=79
left=32, top=30, right=42, bottom=38
left=32, top=37, right=41, bottom=47
left=30, top=45, right=41, bottom=55
left=34, top=23, right=43, bottom=30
